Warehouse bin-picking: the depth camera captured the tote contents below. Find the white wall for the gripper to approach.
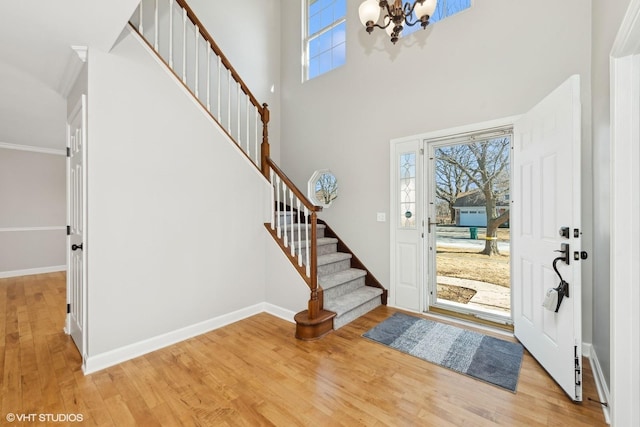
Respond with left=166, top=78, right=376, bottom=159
left=84, top=28, right=273, bottom=358
left=187, top=0, right=282, bottom=162
left=265, top=238, right=311, bottom=318
left=279, top=0, right=593, bottom=332
left=0, top=146, right=66, bottom=277
left=0, top=62, right=66, bottom=149
left=591, top=0, right=633, bottom=391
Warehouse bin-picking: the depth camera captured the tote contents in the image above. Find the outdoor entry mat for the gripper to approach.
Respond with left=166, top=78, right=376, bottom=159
left=363, top=312, right=524, bottom=392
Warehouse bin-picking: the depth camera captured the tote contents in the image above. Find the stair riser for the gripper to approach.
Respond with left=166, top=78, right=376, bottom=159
left=333, top=296, right=382, bottom=329
left=323, top=277, right=366, bottom=300
left=317, top=259, right=351, bottom=276
left=287, top=228, right=326, bottom=241
left=300, top=243, right=337, bottom=258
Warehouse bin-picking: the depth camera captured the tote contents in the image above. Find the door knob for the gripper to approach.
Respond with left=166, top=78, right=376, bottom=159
left=71, top=243, right=83, bottom=251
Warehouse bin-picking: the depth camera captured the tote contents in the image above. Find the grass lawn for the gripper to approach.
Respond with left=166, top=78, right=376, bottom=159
left=436, top=247, right=510, bottom=288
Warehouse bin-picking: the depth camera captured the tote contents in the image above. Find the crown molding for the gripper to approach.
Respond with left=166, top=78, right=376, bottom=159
left=57, top=45, right=88, bottom=97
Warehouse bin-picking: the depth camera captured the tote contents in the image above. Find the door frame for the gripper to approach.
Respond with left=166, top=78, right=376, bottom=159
left=424, top=129, right=513, bottom=324
left=610, top=0, right=640, bottom=424
left=390, top=115, right=519, bottom=315
left=65, top=95, right=88, bottom=367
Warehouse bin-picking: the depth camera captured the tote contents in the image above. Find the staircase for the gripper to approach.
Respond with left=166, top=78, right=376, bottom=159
left=295, top=221, right=384, bottom=329
left=131, top=0, right=386, bottom=340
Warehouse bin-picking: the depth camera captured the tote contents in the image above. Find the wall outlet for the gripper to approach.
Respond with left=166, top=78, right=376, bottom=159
left=376, top=212, right=386, bottom=222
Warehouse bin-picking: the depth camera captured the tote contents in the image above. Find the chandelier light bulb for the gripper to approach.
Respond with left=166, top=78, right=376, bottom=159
left=358, top=0, right=381, bottom=27
left=359, top=0, right=437, bottom=44
left=414, top=0, right=436, bottom=19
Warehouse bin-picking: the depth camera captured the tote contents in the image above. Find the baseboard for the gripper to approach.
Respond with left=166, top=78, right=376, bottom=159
left=586, top=344, right=611, bottom=424
left=0, top=265, right=66, bottom=279
left=83, top=302, right=294, bottom=375
left=263, top=303, right=296, bottom=324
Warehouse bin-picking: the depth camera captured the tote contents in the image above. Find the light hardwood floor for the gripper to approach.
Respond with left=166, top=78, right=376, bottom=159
left=1, top=273, right=607, bottom=426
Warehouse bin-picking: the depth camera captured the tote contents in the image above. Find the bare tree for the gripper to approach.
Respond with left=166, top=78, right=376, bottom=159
left=435, top=145, right=472, bottom=224
left=438, top=137, right=510, bottom=255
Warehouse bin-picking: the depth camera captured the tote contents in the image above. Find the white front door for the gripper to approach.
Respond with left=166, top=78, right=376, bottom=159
left=512, top=75, right=583, bottom=400
left=66, top=95, right=87, bottom=357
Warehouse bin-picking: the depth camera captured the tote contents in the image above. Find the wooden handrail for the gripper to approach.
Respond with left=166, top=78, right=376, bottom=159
left=266, top=157, right=322, bottom=213
left=175, top=0, right=264, bottom=114
left=131, top=0, right=270, bottom=174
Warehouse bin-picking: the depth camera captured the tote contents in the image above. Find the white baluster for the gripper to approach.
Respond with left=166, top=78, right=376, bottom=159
left=276, top=176, right=281, bottom=239
left=182, top=7, right=186, bottom=83
left=246, top=97, right=250, bottom=156
left=154, top=0, right=159, bottom=50
left=217, top=56, right=221, bottom=119
left=304, top=207, right=310, bottom=276
left=194, top=26, right=199, bottom=97
left=297, top=199, right=302, bottom=266
left=168, top=0, right=173, bottom=68
left=139, top=2, right=143, bottom=34
left=289, top=191, right=295, bottom=256
left=237, top=83, right=241, bottom=144
left=282, top=182, right=288, bottom=247
left=270, top=169, right=275, bottom=230
left=254, top=107, right=259, bottom=165
left=206, top=42, right=211, bottom=111
left=227, top=72, right=231, bottom=131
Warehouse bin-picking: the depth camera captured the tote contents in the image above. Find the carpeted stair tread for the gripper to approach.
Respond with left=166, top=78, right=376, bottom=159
left=283, top=223, right=326, bottom=232
left=297, top=237, right=338, bottom=248
left=317, top=252, right=352, bottom=266
left=324, top=286, right=383, bottom=317
left=319, top=268, right=367, bottom=290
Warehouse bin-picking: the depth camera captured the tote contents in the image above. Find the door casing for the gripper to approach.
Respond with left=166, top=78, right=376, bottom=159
left=390, top=116, right=520, bottom=314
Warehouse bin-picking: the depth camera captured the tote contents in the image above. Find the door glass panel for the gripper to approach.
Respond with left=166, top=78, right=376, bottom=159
left=430, top=136, right=512, bottom=319
left=400, top=152, right=416, bottom=229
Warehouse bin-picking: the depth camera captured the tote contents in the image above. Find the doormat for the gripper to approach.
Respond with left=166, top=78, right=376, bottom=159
left=363, top=312, right=523, bottom=392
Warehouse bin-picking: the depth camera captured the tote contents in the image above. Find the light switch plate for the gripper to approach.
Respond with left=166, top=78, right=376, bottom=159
left=376, top=212, right=386, bottom=222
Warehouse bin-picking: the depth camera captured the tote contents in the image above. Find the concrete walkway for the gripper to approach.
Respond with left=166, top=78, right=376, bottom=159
left=437, top=275, right=510, bottom=313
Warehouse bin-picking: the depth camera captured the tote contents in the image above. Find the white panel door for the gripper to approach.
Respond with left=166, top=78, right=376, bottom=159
left=67, top=95, right=87, bottom=357
left=391, top=139, right=423, bottom=311
left=512, top=75, right=582, bottom=400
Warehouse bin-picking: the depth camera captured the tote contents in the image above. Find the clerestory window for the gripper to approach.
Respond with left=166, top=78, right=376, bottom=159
left=403, top=0, right=471, bottom=37
left=304, top=0, right=347, bottom=81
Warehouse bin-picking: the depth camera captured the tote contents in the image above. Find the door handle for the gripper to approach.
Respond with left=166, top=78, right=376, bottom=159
left=427, top=217, right=438, bottom=233
left=71, top=243, right=83, bottom=251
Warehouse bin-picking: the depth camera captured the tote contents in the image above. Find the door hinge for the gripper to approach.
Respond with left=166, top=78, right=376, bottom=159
left=574, top=345, right=582, bottom=387
left=419, top=148, right=424, bottom=155
left=67, top=303, right=71, bottom=314
left=67, top=225, right=71, bottom=236
left=66, top=147, right=71, bottom=157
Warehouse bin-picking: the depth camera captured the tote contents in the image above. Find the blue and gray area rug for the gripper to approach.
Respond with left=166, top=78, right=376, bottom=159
left=363, top=312, right=524, bottom=392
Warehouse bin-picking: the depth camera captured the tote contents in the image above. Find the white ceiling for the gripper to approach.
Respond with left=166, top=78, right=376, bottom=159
left=0, top=0, right=139, bottom=150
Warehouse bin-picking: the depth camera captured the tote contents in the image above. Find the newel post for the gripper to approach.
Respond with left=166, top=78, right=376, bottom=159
left=260, top=103, right=271, bottom=179
left=308, top=211, right=320, bottom=319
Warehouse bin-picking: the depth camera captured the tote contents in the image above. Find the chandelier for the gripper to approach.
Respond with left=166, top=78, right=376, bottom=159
left=358, top=0, right=437, bottom=44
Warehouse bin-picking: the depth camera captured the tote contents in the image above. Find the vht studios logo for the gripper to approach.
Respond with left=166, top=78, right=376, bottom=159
left=6, top=413, right=84, bottom=423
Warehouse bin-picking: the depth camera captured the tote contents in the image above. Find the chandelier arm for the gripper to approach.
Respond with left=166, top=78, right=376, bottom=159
left=403, top=1, right=427, bottom=27
left=404, top=16, right=420, bottom=27
left=403, top=1, right=418, bottom=17
left=372, top=20, right=392, bottom=30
